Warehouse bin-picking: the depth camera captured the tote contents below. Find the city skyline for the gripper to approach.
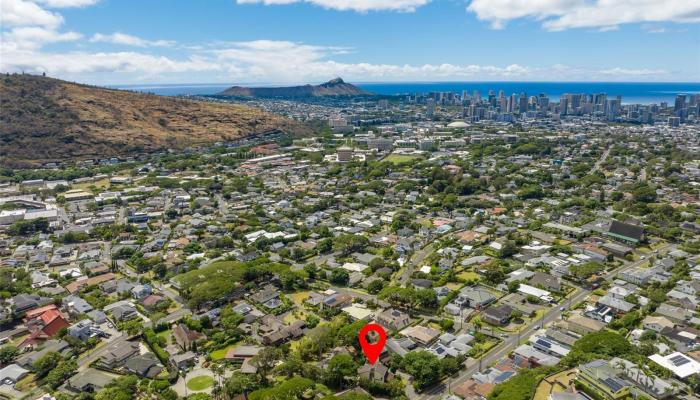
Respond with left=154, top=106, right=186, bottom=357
left=1, top=0, right=699, bottom=84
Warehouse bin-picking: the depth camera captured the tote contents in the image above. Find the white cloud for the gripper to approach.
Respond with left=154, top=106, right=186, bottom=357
left=1, top=50, right=219, bottom=76
left=598, top=67, right=667, bottom=76
left=0, top=0, right=683, bottom=84
left=36, top=0, right=99, bottom=7
left=2, top=26, right=82, bottom=51
left=1, top=35, right=676, bottom=83
left=1, top=0, right=64, bottom=28
left=467, top=0, right=700, bottom=31
left=90, top=32, right=175, bottom=47
left=237, top=0, right=430, bottom=12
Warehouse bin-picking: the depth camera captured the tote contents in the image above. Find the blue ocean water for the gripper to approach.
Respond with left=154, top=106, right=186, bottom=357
left=115, top=81, right=700, bottom=104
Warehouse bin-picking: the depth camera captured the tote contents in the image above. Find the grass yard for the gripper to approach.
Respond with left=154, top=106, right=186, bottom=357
left=457, top=271, right=480, bottom=281
left=186, top=376, right=215, bottom=391
left=384, top=154, right=421, bottom=165
left=14, top=373, right=36, bottom=391
left=283, top=310, right=307, bottom=324
left=210, top=343, right=239, bottom=360
left=156, top=329, right=172, bottom=344
left=72, top=178, right=110, bottom=190
left=289, top=291, right=310, bottom=306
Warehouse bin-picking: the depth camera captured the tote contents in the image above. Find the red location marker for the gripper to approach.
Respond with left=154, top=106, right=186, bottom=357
left=358, top=323, right=387, bottom=365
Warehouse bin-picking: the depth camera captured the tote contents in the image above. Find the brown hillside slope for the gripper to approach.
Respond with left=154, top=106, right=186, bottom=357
left=0, top=74, right=306, bottom=167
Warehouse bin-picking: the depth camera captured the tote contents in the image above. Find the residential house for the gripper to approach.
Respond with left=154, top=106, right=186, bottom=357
left=125, top=353, right=162, bottom=378
left=376, top=308, right=411, bottom=331
left=482, top=305, right=513, bottom=327
left=567, top=315, right=605, bottom=335
left=530, top=272, right=562, bottom=292
left=111, top=304, right=138, bottom=322
left=358, top=362, right=394, bottom=383
left=100, top=341, right=140, bottom=368
left=576, top=359, right=631, bottom=400
left=642, top=316, right=675, bottom=333
left=173, top=323, right=204, bottom=351
left=606, top=220, right=644, bottom=245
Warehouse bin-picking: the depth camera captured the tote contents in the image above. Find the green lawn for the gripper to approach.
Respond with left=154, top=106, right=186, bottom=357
left=186, top=376, right=215, bottom=391
left=210, top=343, right=239, bottom=360
left=156, top=329, right=172, bottom=344
left=457, top=271, right=480, bottom=281
left=384, top=154, right=421, bottom=165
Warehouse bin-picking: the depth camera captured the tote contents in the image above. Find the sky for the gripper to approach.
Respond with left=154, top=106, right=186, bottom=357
left=1, top=0, right=699, bottom=85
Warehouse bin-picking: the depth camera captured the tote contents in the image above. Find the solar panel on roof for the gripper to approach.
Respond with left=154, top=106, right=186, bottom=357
left=495, top=371, right=515, bottom=383
left=670, top=355, right=690, bottom=366
left=602, top=377, right=625, bottom=393
left=536, top=339, right=552, bottom=349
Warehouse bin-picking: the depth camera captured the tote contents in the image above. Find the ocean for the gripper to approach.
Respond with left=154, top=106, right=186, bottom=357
left=115, top=81, right=700, bottom=105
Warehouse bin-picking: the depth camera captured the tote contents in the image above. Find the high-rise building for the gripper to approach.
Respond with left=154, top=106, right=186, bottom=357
left=674, top=94, right=687, bottom=111
left=559, top=96, right=569, bottom=115
left=426, top=98, right=435, bottom=118
left=606, top=99, right=621, bottom=121
left=518, top=93, right=528, bottom=113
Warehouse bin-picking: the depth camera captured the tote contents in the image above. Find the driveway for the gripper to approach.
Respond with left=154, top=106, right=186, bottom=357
left=172, top=361, right=219, bottom=397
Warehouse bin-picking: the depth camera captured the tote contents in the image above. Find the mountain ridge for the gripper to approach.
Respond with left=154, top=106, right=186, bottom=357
left=0, top=74, right=307, bottom=167
left=218, top=77, right=372, bottom=98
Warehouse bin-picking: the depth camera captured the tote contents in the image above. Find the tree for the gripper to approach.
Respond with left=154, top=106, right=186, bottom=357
left=0, top=345, right=19, bottom=365
left=33, top=352, right=62, bottom=378
left=367, top=279, right=384, bottom=295
left=250, top=347, right=283, bottom=384
left=95, top=375, right=138, bottom=400
left=483, top=263, right=505, bottom=285
left=332, top=234, right=369, bottom=256
left=248, top=376, right=314, bottom=400
left=304, top=263, right=318, bottom=280
left=224, top=372, right=259, bottom=398
left=325, top=354, right=357, bottom=389
left=488, top=367, right=552, bottom=400
left=43, top=360, right=77, bottom=389
left=499, top=241, right=518, bottom=258
left=562, top=331, right=632, bottom=367
left=632, top=184, right=657, bottom=203
left=401, top=351, right=441, bottom=390
left=415, top=288, right=438, bottom=309
left=329, top=269, right=350, bottom=285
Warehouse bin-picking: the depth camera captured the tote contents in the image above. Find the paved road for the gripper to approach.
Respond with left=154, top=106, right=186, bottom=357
left=415, top=243, right=674, bottom=399
left=417, top=287, right=589, bottom=399
left=397, top=242, right=435, bottom=286
left=397, top=229, right=466, bottom=287
left=592, top=145, right=612, bottom=173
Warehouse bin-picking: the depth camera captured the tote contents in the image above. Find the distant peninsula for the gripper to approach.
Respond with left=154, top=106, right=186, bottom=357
left=218, top=77, right=373, bottom=98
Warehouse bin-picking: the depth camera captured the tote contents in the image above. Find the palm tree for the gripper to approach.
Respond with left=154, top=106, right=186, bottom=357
left=473, top=317, right=482, bottom=333
left=614, top=360, right=627, bottom=378
left=641, top=366, right=654, bottom=395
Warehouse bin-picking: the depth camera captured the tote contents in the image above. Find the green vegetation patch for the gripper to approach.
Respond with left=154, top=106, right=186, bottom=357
left=186, top=376, right=215, bottom=391
left=173, top=259, right=293, bottom=308
left=384, top=154, right=422, bottom=165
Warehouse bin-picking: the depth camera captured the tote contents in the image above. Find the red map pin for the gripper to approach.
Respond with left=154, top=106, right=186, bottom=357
left=358, top=323, right=387, bottom=365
